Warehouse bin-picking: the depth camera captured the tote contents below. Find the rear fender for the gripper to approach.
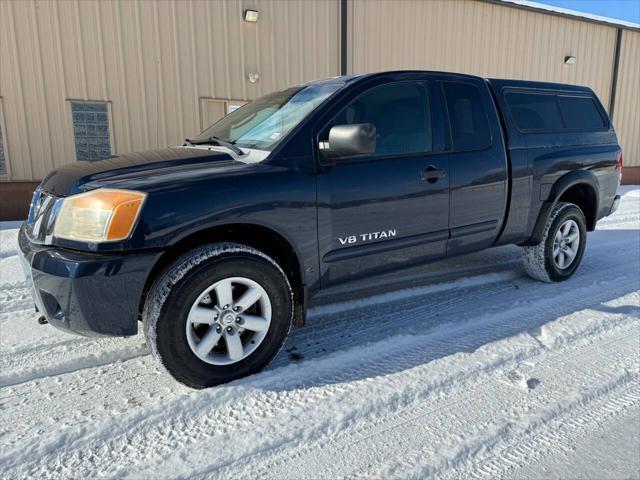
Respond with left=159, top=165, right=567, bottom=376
left=523, top=171, right=599, bottom=246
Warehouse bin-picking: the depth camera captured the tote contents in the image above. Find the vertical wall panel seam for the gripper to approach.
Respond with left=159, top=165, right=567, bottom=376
left=269, top=1, right=276, bottom=90
left=52, top=1, right=73, bottom=166
left=283, top=6, right=290, bottom=84
left=188, top=0, right=200, bottom=133
left=205, top=1, right=216, bottom=98
left=358, top=0, right=365, bottom=72
left=94, top=1, right=109, bottom=100
left=221, top=0, right=231, bottom=100
left=0, top=3, right=13, bottom=178
left=340, top=0, right=347, bottom=75
left=73, top=0, right=88, bottom=100
left=344, top=0, right=356, bottom=75
left=134, top=0, right=150, bottom=148
left=170, top=0, right=185, bottom=140
left=238, top=1, right=247, bottom=100
left=254, top=2, right=262, bottom=96
left=326, top=1, right=332, bottom=75
left=29, top=0, right=55, bottom=173
left=311, top=1, right=318, bottom=79
left=115, top=0, right=132, bottom=150
left=7, top=0, right=34, bottom=180
left=297, top=2, right=304, bottom=80
left=152, top=1, right=167, bottom=146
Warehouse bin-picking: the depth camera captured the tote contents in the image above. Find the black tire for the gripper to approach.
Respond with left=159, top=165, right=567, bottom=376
left=522, top=202, right=587, bottom=283
left=143, top=243, right=293, bottom=388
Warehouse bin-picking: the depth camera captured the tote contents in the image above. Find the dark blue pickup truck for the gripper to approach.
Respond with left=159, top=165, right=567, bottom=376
left=19, top=71, right=622, bottom=388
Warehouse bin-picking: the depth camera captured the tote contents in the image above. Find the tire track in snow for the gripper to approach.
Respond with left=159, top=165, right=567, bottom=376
left=0, top=285, right=31, bottom=315
left=0, top=341, right=149, bottom=388
left=276, top=235, right=637, bottom=366
left=0, top=191, right=637, bottom=479
left=1, top=241, right=636, bottom=447
left=364, top=334, right=639, bottom=480
left=458, top=385, right=640, bottom=480
left=200, top=312, right=639, bottom=480
left=1, top=225, right=635, bottom=386
left=0, top=236, right=637, bottom=469
left=0, top=272, right=515, bottom=388
left=275, top=274, right=516, bottom=367
left=5, top=281, right=634, bottom=480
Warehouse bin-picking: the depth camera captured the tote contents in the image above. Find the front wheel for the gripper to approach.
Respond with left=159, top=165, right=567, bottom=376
left=522, top=202, right=587, bottom=283
left=143, top=243, right=293, bottom=388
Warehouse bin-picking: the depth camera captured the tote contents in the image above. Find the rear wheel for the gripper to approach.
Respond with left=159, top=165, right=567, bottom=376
left=143, top=243, right=293, bottom=388
left=522, top=202, right=587, bottom=283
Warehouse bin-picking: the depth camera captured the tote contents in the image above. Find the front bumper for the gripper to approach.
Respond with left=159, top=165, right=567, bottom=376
left=18, top=225, right=161, bottom=337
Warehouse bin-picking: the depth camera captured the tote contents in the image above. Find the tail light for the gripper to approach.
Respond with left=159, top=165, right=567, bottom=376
left=616, top=151, right=623, bottom=184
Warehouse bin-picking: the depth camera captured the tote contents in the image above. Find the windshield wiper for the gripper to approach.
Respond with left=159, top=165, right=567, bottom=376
left=184, top=135, right=244, bottom=156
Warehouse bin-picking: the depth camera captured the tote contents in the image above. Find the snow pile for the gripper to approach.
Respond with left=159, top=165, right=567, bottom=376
left=0, top=187, right=638, bottom=479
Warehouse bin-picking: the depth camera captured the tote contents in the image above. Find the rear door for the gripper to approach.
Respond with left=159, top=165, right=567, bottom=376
left=442, top=79, right=509, bottom=255
left=316, top=79, right=450, bottom=287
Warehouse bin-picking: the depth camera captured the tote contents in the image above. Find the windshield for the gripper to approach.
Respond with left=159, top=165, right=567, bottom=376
left=192, top=83, right=342, bottom=151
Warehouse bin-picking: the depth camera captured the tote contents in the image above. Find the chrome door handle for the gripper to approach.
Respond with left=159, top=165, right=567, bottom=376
left=421, top=165, right=446, bottom=183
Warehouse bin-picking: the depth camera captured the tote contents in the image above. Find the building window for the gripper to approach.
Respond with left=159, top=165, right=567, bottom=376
left=199, top=98, right=247, bottom=131
left=70, top=101, right=112, bottom=162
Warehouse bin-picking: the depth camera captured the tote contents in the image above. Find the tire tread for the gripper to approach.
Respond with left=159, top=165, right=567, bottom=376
left=523, top=202, right=578, bottom=283
left=142, top=242, right=293, bottom=387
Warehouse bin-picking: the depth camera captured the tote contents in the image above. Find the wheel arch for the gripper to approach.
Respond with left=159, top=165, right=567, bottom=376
left=139, top=222, right=306, bottom=326
left=525, top=171, right=599, bottom=245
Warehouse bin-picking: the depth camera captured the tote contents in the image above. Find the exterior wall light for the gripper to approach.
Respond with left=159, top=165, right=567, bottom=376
left=564, top=55, right=576, bottom=65
left=244, top=9, right=259, bottom=23
left=248, top=73, right=260, bottom=83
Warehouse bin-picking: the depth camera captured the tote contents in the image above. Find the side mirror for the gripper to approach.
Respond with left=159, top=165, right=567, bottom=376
left=319, top=123, right=376, bottom=161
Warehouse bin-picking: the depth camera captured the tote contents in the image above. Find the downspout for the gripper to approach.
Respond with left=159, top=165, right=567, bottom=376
left=608, top=28, right=622, bottom=119
left=340, top=0, right=348, bottom=75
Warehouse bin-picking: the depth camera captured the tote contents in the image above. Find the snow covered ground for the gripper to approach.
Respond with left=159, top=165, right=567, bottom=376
left=1, top=187, right=639, bottom=480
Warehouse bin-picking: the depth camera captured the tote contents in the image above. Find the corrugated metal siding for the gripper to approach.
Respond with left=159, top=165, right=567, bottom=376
left=349, top=0, right=617, bottom=110
left=613, top=30, right=640, bottom=168
left=0, top=0, right=340, bottom=181
left=1, top=0, right=637, bottom=182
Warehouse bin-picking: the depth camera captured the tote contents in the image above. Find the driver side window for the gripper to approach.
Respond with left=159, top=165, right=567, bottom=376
left=321, top=81, right=432, bottom=157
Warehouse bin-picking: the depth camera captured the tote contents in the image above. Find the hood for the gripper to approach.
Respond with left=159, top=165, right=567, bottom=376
left=40, top=147, right=249, bottom=196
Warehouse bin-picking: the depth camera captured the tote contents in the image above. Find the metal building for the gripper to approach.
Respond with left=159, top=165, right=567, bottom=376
left=0, top=0, right=638, bottom=219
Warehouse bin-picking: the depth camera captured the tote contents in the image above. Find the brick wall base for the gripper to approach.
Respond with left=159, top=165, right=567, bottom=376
left=621, top=166, right=640, bottom=185
left=0, top=182, right=39, bottom=221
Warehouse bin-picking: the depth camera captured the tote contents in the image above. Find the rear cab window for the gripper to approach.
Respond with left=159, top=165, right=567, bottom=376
left=505, top=90, right=607, bottom=132
left=443, top=82, right=492, bottom=151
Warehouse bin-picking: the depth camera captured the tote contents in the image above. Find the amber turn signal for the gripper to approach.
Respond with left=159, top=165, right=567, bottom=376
left=53, top=189, right=146, bottom=242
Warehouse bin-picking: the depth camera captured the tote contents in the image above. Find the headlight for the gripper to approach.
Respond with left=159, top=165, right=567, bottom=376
left=53, top=189, right=146, bottom=242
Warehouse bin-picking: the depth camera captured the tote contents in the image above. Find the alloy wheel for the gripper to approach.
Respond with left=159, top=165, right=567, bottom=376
left=185, top=276, right=272, bottom=365
left=552, top=219, right=580, bottom=269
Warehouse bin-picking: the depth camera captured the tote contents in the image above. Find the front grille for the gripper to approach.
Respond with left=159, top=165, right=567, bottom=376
left=25, top=187, right=63, bottom=244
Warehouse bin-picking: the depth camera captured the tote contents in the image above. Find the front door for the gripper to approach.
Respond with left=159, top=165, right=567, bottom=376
left=316, top=80, right=450, bottom=287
